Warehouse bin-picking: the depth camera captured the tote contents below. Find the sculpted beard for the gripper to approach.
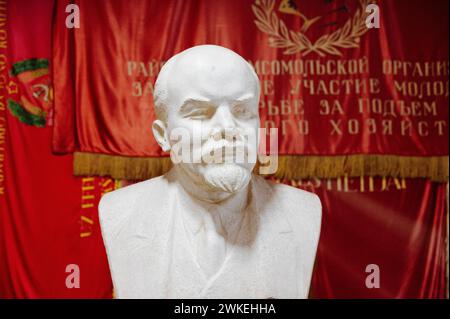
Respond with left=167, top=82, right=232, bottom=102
left=182, top=136, right=255, bottom=194
left=198, top=162, right=251, bottom=193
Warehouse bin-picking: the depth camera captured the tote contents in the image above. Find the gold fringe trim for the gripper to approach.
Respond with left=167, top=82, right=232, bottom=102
left=273, top=155, right=448, bottom=182
left=74, top=152, right=173, bottom=181
left=74, top=152, right=449, bottom=182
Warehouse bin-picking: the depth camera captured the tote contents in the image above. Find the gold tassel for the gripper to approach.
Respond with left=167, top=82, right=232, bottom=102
left=74, top=152, right=449, bottom=182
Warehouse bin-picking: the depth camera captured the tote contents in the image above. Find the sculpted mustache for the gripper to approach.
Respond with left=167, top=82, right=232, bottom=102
left=193, top=139, right=249, bottom=161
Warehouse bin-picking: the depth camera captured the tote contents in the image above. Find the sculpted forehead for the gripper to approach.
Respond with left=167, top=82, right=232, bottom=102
left=165, top=46, right=258, bottom=107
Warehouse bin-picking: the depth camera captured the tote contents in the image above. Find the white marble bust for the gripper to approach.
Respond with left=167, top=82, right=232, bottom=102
left=99, top=45, right=322, bottom=299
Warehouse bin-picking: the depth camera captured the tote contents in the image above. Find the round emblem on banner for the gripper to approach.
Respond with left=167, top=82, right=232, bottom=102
left=7, top=58, right=53, bottom=127
left=252, top=0, right=372, bottom=56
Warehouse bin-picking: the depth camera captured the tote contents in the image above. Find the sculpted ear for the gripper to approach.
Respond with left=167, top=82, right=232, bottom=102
left=152, top=120, right=171, bottom=152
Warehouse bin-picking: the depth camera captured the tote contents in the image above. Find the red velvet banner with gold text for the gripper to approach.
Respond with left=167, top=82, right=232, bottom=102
left=52, top=0, right=449, bottom=181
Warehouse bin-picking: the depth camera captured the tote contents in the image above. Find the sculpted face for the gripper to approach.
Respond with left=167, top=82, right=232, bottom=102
left=152, top=45, right=260, bottom=198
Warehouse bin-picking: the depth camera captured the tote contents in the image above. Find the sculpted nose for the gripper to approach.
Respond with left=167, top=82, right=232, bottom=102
left=210, top=104, right=238, bottom=140
left=211, top=104, right=237, bottom=137
left=215, top=104, right=236, bottom=129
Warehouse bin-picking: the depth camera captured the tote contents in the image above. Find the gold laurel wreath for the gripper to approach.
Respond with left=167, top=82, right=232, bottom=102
left=252, top=0, right=372, bottom=56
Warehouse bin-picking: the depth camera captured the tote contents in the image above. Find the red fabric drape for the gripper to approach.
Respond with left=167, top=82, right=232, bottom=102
left=52, top=0, right=448, bottom=157
left=307, top=177, right=448, bottom=298
left=0, top=0, right=112, bottom=298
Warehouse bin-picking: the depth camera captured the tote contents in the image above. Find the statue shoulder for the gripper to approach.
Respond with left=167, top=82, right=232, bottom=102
left=274, top=180, right=321, bottom=211
left=98, top=175, right=169, bottom=236
left=253, top=175, right=322, bottom=233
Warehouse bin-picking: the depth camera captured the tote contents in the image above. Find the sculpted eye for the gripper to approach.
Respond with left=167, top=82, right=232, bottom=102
left=183, top=106, right=215, bottom=120
left=232, top=104, right=255, bottom=119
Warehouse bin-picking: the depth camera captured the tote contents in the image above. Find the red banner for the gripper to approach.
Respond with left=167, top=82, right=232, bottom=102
left=52, top=0, right=449, bottom=181
left=0, top=0, right=112, bottom=298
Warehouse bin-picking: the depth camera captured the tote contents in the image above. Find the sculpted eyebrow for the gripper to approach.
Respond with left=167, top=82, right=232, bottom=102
left=179, top=99, right=212, bottom=113
left=235, top=93, right=255, bottom=102
left=233, top=97, right=253, bottom=105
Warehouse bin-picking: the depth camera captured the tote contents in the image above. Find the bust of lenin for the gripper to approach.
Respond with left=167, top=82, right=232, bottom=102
left=99, top=45, right=322, bottom=299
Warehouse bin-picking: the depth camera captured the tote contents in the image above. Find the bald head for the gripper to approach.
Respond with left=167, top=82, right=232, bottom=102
left=151, top=45, right=261, bottom=197
left=153, top=45, right=260, bottom=122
